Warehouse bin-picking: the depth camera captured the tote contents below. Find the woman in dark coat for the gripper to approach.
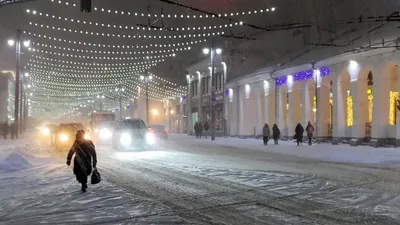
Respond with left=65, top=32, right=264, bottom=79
left=272, top=124, right=280, bottom=145
left=262, top=123, right=270, bottom=145
left=67, top=130, right=97, bottom=192
left=295, top=123, right=304, bottom=146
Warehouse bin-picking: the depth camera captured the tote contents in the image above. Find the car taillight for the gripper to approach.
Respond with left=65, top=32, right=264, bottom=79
left=164, top=129, right=168, bottom=134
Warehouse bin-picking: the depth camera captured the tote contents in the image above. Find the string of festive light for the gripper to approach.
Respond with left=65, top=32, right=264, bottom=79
left=25, top=31, right=206, bottom=50
left=30, top=69, right=186, bottom=99
left=28, top=22, right=225, bottom=39
left=30, top=46, right=178, bottom=60
left=26, top=9, right=244, bottom=32
left=32, top=41, right=192, bottom=55
left=49, top=0, right=276, bottom=19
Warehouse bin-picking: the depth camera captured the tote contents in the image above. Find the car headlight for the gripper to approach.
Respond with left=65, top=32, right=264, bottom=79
left=59, top=134, right=68, bottom=142
left=84, top=134, right=90, bottom=140
left=120, top=133, right=131, bottom=146
left=146, top=133, right=155, bottom=145
left=41, top=128, right=50, bottom=135
left=99, top=128, right=112, bottom=140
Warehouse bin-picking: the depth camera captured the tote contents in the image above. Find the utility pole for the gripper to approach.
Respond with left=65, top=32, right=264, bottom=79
left=210, top=44, right=216, bottom=141
left=14, top=29, right=21, bottom=139
left=146, top=83, right=149, bottom=125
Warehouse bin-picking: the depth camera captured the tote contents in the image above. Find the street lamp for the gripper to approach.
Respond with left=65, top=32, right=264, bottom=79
left=7, top=29, right=31, bottom=138
left=202, top=45, right=222, bottom=141
left=140, top=75, right=153, bottom=125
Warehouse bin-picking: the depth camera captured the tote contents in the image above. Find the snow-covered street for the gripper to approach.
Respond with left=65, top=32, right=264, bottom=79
left=1, top=134, right=400, bottom=224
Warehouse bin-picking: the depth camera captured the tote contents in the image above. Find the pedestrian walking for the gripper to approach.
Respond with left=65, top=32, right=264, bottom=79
left=295, top=123, right=304, bottom=146
left=203, top=121, right=210, bottom=139
left=194, top=122, right=199, bottom=138
left=306, top=121, right=314, bottom=146
left=262, top=123, right=270, bottom=145
left=198, top=122, right=203, bottom=139
left=67, top=130, right=97, bottom=193
left=3, top=122, right=9, bottom=140
left=10, top=122, right=17, bottom=140
left=272, top=124, right=280, bottom=145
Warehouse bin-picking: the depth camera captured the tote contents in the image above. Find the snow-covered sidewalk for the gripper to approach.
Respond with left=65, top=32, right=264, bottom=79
left=170, top=134, right=400, bottom=166
left=0, top=140, right=188, bottom=224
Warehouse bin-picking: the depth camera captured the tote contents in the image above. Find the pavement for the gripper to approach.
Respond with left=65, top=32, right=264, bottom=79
left=169, top=134, right=400, bottom=166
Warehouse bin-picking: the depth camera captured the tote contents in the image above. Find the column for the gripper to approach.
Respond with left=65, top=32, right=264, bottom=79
left=255, top=86, right=263, bottom=136
left=187, top=82, right=192, bottom=135
left=396, top=61, right=400, bottom=145
left=302, top=84, right=314, bottom=127
left=197, top=75, right=203, bottom=122
left=137, top=87, right=142, bottom=119
left=264, top=83, right=276, bottom=126
left=371, top=75, right=389, bottom=141
left=277, top=90, right=287, bottom=137
left=227, top=87, right=238, bottom=136
left=288, top=92, right=295, bottom=138
left=351, top=79, right=368, bottom=141
left=238, top=86, right=245, bottom=136
left=179, top=99, right=184, bottom=134
left=316, top=85, right=330, bottom=138
left=332, top=77, right=345, bottom=141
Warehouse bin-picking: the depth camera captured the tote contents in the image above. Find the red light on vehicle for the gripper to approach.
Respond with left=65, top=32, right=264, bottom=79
left=164, top=129, right=168, bottom=134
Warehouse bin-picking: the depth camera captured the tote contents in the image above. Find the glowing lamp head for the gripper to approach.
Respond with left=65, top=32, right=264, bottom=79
left=23, top=40, right=30, bottom=47
left=120, top=132, right=131, bottom=146
left=216, top=48, right=222, bottom=55
left=7, top=39, right=15, bottom=47
left=202, top=48, right=210, bottom=55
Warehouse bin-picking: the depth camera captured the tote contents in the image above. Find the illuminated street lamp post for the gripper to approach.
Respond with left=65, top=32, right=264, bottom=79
left=8, top=29, right=30, bottom=138
left=203, top=46, right=222, bottom=141
left=140, top=75, right=153, bottom=125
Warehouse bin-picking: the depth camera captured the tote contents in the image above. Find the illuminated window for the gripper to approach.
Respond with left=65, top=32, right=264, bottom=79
left=389, top=91, right=399, bottom=125
left=367, top=91, right=373, bottom=123
left=347, top=96, right=353, bottom=126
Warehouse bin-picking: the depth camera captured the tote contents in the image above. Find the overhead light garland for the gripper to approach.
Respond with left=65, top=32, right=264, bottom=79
left=49, top=0, right=276, bottom=19
left=26, top=9, right=244, bottom=32
left=25, top=31, right=206, bottom=50
left=28, top=22, right=225, bottom=39
left=30, top=46, right=178, bottom=60
left=32, top=41, right=192, bottom=55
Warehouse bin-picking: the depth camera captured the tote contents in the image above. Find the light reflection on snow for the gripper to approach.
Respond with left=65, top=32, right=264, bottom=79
left=115, top=151, right=167, bottom=160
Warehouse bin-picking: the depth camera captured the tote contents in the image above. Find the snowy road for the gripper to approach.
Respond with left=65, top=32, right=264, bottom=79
left=1, top=135, right=400, bottom=224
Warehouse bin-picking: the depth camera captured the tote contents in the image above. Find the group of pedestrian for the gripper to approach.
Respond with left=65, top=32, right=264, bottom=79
left=262, top=123, right=281, bottom=145
left=262, top=121, right=314, bottom=146
left=194, top=121, right=210, bottom=139
left=0, top=121, right=18, bottom=140
left=294, top=121, right=315, bottom=146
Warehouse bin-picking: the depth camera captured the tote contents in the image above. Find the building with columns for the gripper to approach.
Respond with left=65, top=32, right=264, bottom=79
left=169, top=47, right=400, bottom=147
left=224, top=48, right=400, bottom=146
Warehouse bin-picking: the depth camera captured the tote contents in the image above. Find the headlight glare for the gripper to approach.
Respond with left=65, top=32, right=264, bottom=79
left=146, top=133, right=155, bottom=145
left=60, top=134, right=68, bottom=142
left=99, top=128, right=112, bottom=140
left=120, top=133, right=131, bottom=146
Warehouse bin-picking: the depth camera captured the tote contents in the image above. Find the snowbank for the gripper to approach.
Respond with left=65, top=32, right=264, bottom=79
left=0, top=152, right=32, bottom=172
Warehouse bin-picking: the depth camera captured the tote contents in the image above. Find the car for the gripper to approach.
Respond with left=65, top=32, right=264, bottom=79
left=93, top=121, right=115, bottom=145
left=55, top=123, right=88, bottom=151
left=148, top=124, right=168, bottom=140
left=39, top=124, right=58, bottom=146
left=112, top=119, right=155, bottom=151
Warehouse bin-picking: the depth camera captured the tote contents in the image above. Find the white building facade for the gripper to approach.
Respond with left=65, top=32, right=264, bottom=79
left=173, top=48, right=400, bottom=147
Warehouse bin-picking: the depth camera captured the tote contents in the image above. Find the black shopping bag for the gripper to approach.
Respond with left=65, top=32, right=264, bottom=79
left=91, top=168, right=101, bottom=184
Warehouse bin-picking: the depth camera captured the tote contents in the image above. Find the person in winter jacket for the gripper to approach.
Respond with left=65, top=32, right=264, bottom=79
left=198, top=122, right=203, bottom=139
left=203, top=121, right=210, bottom=139
left=2, top=122, right=9, bottom=140
left=10, top=122, right=17, bottom=140
left=194, top=122, right=199, bottom=138
left=295, top=123, right=304, bottom=146
left=262, top=123, right=270, bottom=145
left=67, top=130, right=97, bottom=193
left=305, top=121, right=314, bottom=146
left=272, top=124, right=280, bottom=145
